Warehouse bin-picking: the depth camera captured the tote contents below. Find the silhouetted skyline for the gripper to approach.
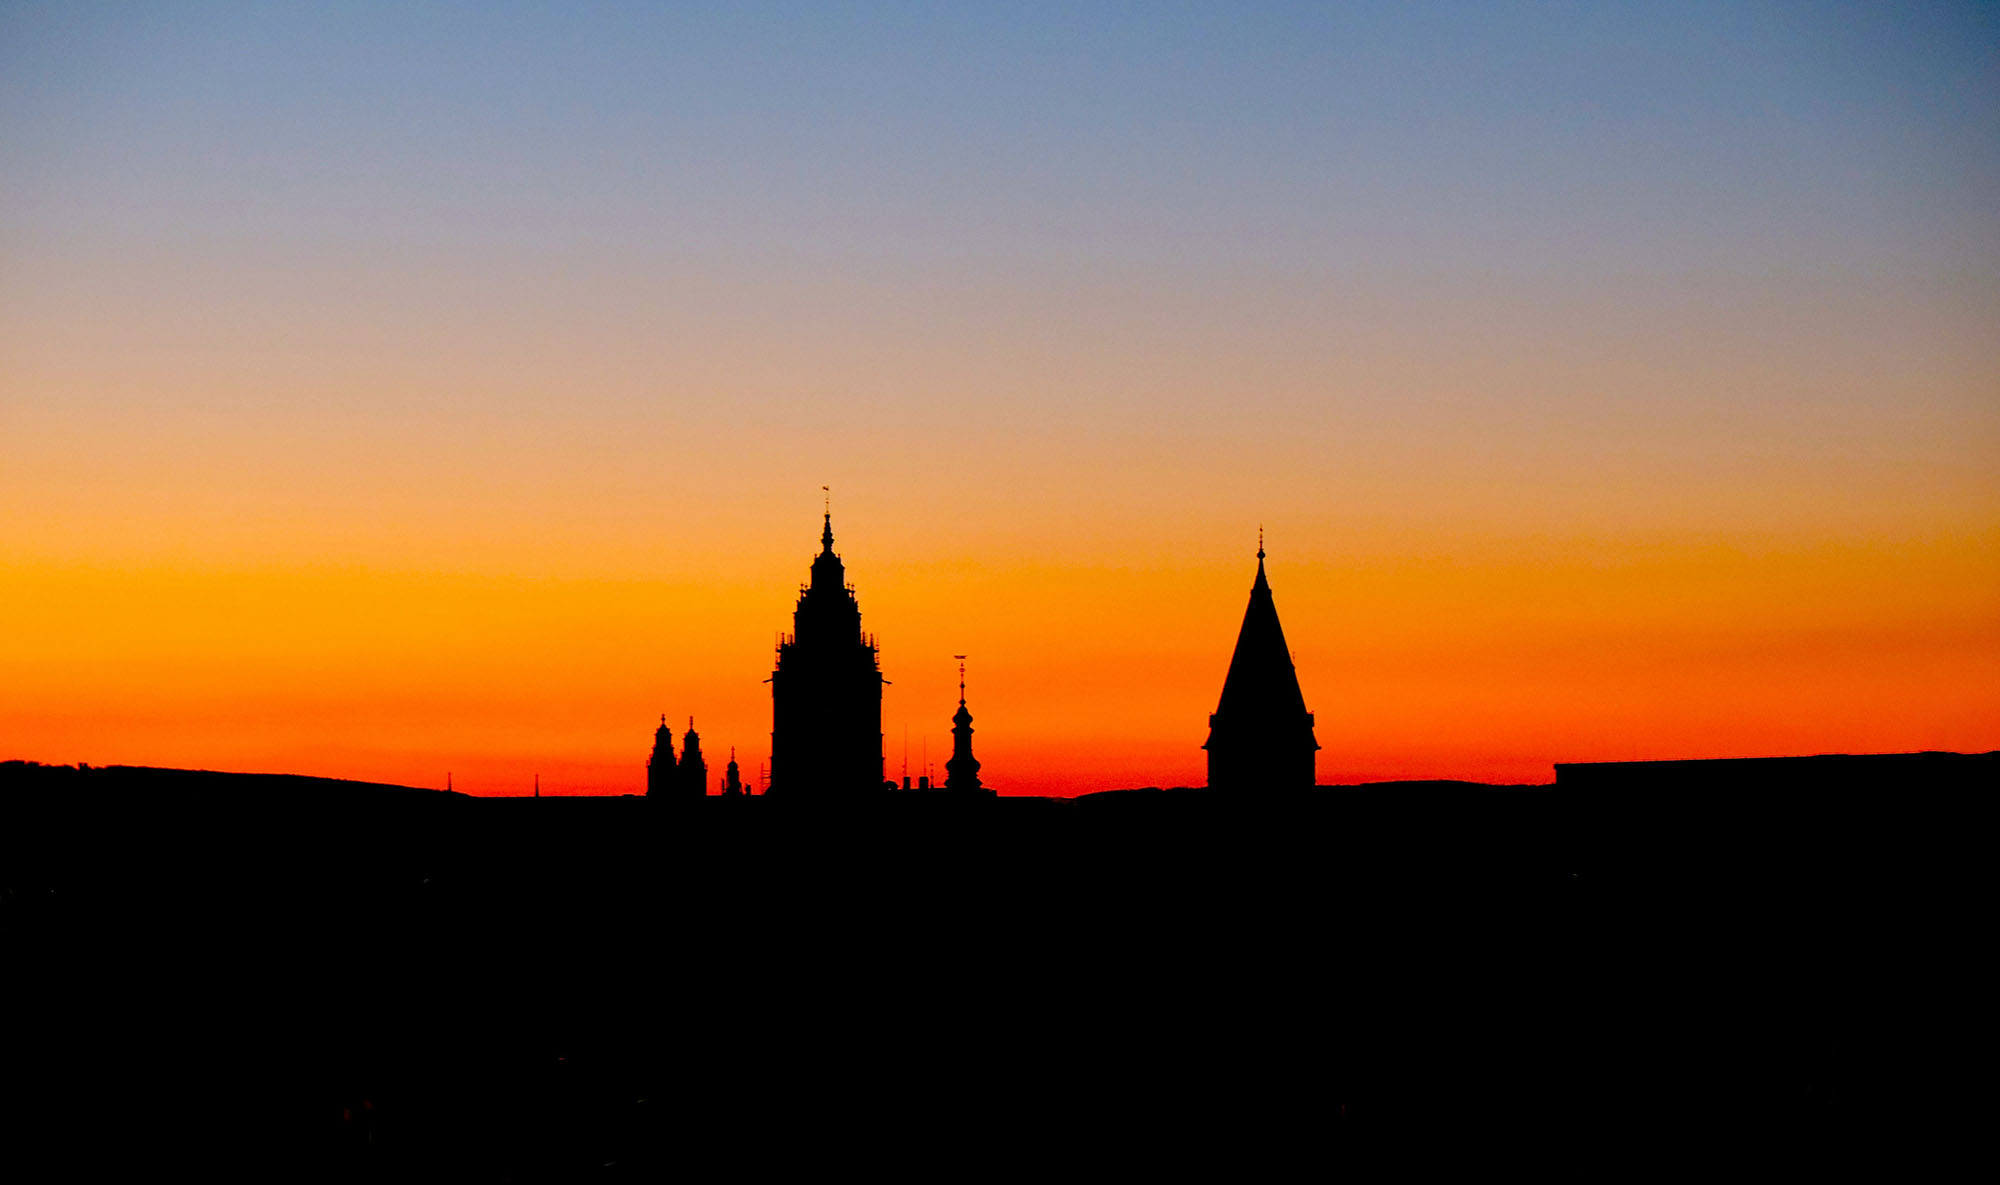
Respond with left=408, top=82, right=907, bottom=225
left=641, top=513, right=1322, bottom=797
left=5, top=6, right=1995, bottom=1174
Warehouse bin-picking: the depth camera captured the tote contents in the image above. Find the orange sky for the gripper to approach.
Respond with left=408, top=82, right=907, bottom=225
left=4, top=7, right=1997, bottom=793
left=4, top=521, right=1994, bottom=795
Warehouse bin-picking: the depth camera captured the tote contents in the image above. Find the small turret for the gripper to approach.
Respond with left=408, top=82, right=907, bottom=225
left=944, top=656, right=990, bottom=795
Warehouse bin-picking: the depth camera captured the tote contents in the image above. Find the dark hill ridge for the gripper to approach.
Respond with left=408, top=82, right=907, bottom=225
left=0, top=759, right=465, bottom=802
left=2, top=752, right=1992, bottom=1173
left=4, top=759, right=1553, bottom=802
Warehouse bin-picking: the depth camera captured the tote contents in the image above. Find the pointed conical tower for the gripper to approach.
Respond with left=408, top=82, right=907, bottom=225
left=768, top=501, right=887, bottom=796
left=944, top=656, right=989, bottom=795
left=678, top=717, right=708, bottom=798
left=1204, top=535, right=1319, bottom=791
left=646, top=715, right=675, bottom=797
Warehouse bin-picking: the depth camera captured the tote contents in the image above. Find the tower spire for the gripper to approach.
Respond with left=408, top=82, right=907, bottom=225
left=1204, top=535, right=1317, bottom=791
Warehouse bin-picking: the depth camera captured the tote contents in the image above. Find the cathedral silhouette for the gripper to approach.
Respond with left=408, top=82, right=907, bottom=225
left=643, top=512, right=1321, bottom=796
left=645, top=507, right=995, bottom=796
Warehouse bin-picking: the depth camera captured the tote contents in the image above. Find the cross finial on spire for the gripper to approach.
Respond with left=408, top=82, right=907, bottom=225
left=1258, top=524, right=1265, bottom=560
left=955, top=655, right=967, bottom=703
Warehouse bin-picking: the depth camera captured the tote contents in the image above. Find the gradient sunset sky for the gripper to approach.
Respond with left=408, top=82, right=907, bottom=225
left=4, top=3, right=1995, bottom=794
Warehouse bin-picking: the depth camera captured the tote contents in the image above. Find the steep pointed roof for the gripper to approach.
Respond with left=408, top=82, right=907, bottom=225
left=1210, top=543, right=1311, bottom=727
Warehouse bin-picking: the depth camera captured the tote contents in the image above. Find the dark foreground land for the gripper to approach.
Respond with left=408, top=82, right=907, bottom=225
left=3, top=753, right=1994, bottom=1177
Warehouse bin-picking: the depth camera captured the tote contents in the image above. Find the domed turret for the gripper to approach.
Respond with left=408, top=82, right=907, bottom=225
left=944, top=656, right=990, bottom=795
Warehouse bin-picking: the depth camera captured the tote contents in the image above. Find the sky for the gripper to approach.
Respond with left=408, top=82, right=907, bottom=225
left=3, top=2, right=1996, bottom=794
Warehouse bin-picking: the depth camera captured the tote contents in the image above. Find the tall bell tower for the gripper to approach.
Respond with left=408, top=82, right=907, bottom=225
left=768, top=503, right=886, bottom=796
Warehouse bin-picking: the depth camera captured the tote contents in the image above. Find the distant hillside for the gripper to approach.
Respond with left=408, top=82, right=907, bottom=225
left=0, top=759, right=455, bottom=802
left=3, top=761, right=1560, bottom=804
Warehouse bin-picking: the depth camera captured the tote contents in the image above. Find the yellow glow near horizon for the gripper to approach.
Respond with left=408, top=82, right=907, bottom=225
left=5, top=521, right=1993, bottom=794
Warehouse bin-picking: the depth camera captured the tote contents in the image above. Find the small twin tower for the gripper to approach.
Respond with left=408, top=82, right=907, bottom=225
left=1204, top=536, right=1319, bottom=791
left=646, top=717, right=710, bottom=799
left=647, top=717, right=748, bottom=797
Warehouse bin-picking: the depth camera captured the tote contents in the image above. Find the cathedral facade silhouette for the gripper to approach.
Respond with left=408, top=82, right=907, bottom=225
left=643, top=509, right=996, bottom=797
left=641, top=518, right=1325, bottom=796
left=1205, top=539, right=1319, bottom=791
